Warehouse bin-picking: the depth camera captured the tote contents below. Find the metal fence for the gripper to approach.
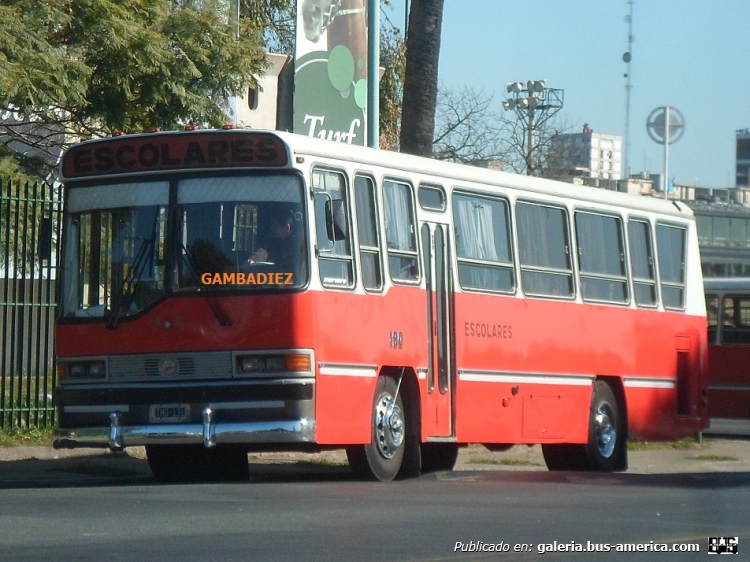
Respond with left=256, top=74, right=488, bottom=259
left=0, top=179, right=62, bottom=429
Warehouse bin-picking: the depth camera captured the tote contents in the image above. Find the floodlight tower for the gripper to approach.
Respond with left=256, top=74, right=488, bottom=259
left=503, top=80, right=564, bottom=175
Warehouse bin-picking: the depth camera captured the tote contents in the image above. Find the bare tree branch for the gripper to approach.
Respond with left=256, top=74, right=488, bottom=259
left=432, top=86, right=509, bottom=167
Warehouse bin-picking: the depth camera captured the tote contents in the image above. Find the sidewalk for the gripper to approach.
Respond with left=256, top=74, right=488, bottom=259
left=1, top=434, right=748, bottom=485
left=456, top=435, right=750, bottom=474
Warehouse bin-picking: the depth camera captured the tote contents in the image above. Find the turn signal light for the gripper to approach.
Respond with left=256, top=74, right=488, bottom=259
left=285, top=354, right=311, bottom=372
left=237, top=353, right=312, bottom=374
left=57, top=362, right=67, bottom=382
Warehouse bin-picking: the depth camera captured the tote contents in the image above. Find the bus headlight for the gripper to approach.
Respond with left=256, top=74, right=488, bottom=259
left=239, top=356, right=266, bottom=372
left=64, top=360, right=107, bottom=380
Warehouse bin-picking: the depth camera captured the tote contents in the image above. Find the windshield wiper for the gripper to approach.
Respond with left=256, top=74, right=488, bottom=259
left=107, top=209, right=162, bottom=330
left=106, top=235, right=153, bottom=330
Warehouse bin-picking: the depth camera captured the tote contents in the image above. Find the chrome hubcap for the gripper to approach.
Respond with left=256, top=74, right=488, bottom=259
left=595, top=405, right=616, bottom=459
left=374, top=392, right=404, bottom=459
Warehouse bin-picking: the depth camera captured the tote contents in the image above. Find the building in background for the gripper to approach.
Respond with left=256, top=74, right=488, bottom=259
left=686, top=188, right=750, bottom=277
left=231, top=53, right=293, bottom=132
left=737, top=128, right=750, bottom=187
left=549, top=124, right=622, bottom=185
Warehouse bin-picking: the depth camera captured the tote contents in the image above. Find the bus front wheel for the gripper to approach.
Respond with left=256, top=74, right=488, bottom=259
left=347, top=376, right=419, bottom=481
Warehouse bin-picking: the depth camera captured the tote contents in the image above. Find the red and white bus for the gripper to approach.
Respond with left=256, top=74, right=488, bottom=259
left=704, top=277, right=750, bottom=430
left=53, top=128, right=708, bottom=481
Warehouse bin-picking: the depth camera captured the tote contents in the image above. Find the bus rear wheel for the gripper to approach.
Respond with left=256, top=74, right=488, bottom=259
left=542, top=380, right=623, bottom=472
left=584, top=380, right=622, bottom=471
left=146, top=444, right=249, bottom=483
left=347, top=376, right=419, bottom=481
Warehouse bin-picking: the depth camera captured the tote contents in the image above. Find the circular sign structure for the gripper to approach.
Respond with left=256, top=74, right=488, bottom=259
left=647, top=106, right=685, bottom=145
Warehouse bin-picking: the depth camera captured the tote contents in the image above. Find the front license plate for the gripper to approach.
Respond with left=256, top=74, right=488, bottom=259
left=149, top=404, right=190, bottom=423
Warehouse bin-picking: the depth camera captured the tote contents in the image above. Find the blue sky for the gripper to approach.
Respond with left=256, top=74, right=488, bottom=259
left=383, top=0, right=750, bottom=188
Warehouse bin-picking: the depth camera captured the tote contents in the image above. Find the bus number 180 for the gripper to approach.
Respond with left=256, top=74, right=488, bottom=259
left=389, top=331, right=403, bottom=349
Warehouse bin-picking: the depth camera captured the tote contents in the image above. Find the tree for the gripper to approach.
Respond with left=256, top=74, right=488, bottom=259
left=0, top=0, right=268, bottom=176
left=241, top=0, right=295, bottom=55
left=501, top=108, right=574, bottom=178
left=0, top=1, right=89, bottom=172
left=432, top=86, right=508, bottom=166
left=378, top=24, right=406, bottom=150
left=0, top=145, right=53, bottom=271
left=399, top=0, right=444, bottom=157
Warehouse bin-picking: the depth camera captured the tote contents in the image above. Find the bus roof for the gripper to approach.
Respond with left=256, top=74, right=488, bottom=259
left=273, top=131, right=692, bottom=220
left=704, top=277, right=750, bottom=292
left=60, top=128, right=692, bottom=220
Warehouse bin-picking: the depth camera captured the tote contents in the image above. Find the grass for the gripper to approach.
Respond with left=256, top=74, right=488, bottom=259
left=293, top=457, right=349, bottom=468
left=0, top=426, right=54, bottom=447
left=627, top=437, right=705, bottom=451
left=687, top=454, right=738, bottom=462
left=468, top=458, right=542, bottom=467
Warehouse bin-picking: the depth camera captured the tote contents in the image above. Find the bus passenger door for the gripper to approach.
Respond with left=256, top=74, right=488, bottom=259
left=421, top=223, right=454, bottom=437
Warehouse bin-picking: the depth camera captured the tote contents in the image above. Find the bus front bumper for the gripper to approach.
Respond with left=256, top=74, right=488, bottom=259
left=53, top=411, right=315, bottom=451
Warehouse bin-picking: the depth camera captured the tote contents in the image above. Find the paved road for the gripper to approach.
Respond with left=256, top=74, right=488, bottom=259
left=0, top=436, right=747, bottom=561
left=0, top=456, right=746, bottom=561
left=1, top=433, right=750, bottom=486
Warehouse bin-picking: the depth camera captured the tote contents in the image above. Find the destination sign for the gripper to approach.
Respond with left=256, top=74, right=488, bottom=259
left=61, top=131, right=289, bottom=178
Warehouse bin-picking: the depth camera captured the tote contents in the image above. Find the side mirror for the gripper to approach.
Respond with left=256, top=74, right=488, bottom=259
left=325, top=199, right=347, bottom=242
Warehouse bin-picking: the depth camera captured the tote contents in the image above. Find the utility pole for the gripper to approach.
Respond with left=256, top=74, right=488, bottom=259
left=503, top=80, right=564, bottom=176
left=623, top=0, right=634, bottom=180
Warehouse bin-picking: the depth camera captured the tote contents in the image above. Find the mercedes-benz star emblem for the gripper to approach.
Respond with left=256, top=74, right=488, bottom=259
left=159, top=358, right=178, bottom=377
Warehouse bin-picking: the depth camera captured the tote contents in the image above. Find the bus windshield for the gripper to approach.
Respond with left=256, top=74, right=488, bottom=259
left=62, top=181, right=169, bottom=319
left=176, top=175, right=307, bottom=291
left=61, top=173, right=308, bottom=319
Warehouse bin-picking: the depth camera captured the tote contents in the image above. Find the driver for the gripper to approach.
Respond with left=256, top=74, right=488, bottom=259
left=247, top=209, right=302, bottom=273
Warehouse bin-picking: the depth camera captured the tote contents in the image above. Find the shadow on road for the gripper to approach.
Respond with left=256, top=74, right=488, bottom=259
left=0, top=451, right=748, bottom=490
left=444, top=468, right=750, bottom=490
left=0, top=453, right=360, bottom=489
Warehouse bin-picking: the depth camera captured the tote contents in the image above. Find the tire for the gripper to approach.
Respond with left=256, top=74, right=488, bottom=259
left=542, top=380, right=623, bottom=472
left=421, top=443, right=459, bottom=473
left=347, top=376, right=416, bottom=481
left=584, top=380, right=622, bottom=472
left=147, top=444, right=249, bottom=483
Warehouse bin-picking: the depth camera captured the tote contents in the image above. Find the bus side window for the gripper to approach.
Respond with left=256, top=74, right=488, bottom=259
left=627, top=219, right=658, bottom=307
left=452, top=192, right=514, bottom=293
left=656, top=223, right=687, bottom=310
left=418, top=184, right=446, bottom=212
left=354, top=175, right=383, bottom=291
left=313, top=168, right=354, bottom=289
left=706, top=293, right=719, bottom=344
left=516, top=201, right=574, bottom=298
left=383, top=180, right=419, bottom=283
left=575, top=211, right=628, bottom=304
